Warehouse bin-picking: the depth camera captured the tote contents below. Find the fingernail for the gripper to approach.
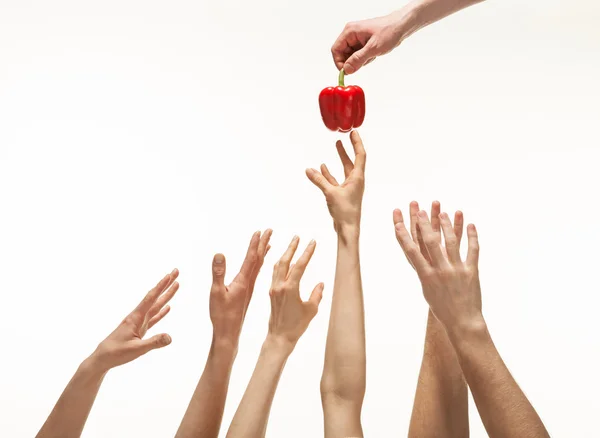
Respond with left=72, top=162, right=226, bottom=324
left=310, top=239, right=316, bottom=245
left=163, top=334, right=172, bottom=345
left=214, top=254, right=224, bottom=264
left=418, top=210, right=427, bottom=218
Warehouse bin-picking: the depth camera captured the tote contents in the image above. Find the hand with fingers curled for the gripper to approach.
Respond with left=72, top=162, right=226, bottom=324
left=393, top=201, right=482, bottom=335
left=209, top=229, right=273, bottom=352
left=306, top=130, right=366, bottom=237
left=267, top=236, right=324, bottom=349
left=92, top=269, right=181, bottom=372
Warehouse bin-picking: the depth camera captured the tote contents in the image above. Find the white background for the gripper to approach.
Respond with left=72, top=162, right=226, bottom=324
left=1, top=0, right=599, bottom=437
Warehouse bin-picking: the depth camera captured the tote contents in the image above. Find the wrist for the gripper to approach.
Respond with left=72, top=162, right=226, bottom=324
left=80, top=354, right=109, bottom=382
left=336, top=223, right=360, bottom=244
left=211, top=333, right=239, bottom=359
left=446, top=315, right=489, bottom=349
left=263, top=334, right=295, bottom=359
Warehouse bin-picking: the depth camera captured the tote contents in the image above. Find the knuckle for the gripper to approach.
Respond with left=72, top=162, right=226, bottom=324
left=445, top=236, right=458, bottom=247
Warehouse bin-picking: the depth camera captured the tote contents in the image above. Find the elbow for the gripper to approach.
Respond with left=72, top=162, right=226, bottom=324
left=320, top=375, right=366, bottom=407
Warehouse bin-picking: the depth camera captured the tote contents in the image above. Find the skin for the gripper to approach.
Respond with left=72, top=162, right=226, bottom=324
left=331, top=0, right=486, bottom=74
left=175, top=230, right=272, bottom=438
left=226, top=236, right=323, bottom=438
left=394, top=208, right=550, bottom=438
left=36, top=269, right=180, bottom=438
left=404, top=201, right=469, bottom=438
left=306, top=130, right=366, bottom=438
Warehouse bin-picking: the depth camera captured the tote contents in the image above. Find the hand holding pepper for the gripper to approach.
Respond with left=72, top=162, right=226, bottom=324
left=319, top=69, right=365, bottom=132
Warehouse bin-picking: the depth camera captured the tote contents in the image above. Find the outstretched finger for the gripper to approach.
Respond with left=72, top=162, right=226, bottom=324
left=307, top=282, right=324, bottom=309
left=440, top=213, right=461, bottom=264
left=273, top=235, right=300, bottom=284
left=321, top=164, right=339, bottom=186
left=393, top=209, right=415, bottom=270
left=147, top=305, right=171, bottom=330
left=430, top=201, right=441, bottom=238
left=466, top=224, right=480, bottom=267
left=306, top=168, right=332, bottom=194
left=132, top=333, right=172, bottom=357
left=349, top=131, right=366, bottom=174
left=147, top=281, right=180, bottom=321
left=417, top=211, right=448, bottom=268
left=454, top=211, right=464, bottom=249
left=233, top=231, right=261, bottom=286
left=211, top=254, right=227, bottom=288
left=134, top=269, right=178, bottom=316
left=393, top=209, right=430, bottom=274
left=288, top=240, right=317, bottom=283
left=335, top=140, right=354, bottom=178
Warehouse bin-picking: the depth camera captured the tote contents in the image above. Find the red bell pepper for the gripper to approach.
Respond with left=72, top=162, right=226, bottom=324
left=319, top=69, right=365, bottom=132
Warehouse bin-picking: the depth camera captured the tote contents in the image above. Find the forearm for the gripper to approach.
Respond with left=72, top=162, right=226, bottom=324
left=226, top=337, right=292, bottom=438
left=449, top=320, right=549, bottom=438
left=36, top=356, right=107, bottom=438
left=175, top=337, right=237, bottom=438
left=321, top=225, right=366, bottom=402
left=394, top=0, right=485, bottom=41
left=409, top=311, right=468, bottom=438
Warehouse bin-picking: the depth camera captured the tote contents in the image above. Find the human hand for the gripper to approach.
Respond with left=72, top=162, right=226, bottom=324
left=331, top=10, right=409, bottom=75
left=393, top=207, right=482, bottom=333
left=91, top=269, right=180, bottom=372
left=306, top=131, right=366, bottom=236
left=210, top=230, right=272, bottom=350
left=267, top=236, right=323, bottom=349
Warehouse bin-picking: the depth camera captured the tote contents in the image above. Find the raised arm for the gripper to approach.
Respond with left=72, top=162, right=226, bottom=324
left=36, top=270, right=180, bottom=438
left=306, top=130, right=366, bottom=437
left=226, top=236, right=323, bottom=438
left=403, top=202, right=469, bottom=438
left=394, top=208, right=550, bottom=438
left=175, top=230, right=271, bottom=438
left=331, top=0, right=485, bottom=75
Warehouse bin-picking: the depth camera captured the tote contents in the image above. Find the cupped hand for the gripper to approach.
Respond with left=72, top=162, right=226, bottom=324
left=267, top=236, right=323, bottom=347
left=393, top=206, right=482, bottom=333
left=331, top=12, right=407, bottom=75
left=306, top=130, right=366, bottom=234
left=92, top=269, right=180, bottom=372
left=210, top=230, right=272, bottom=349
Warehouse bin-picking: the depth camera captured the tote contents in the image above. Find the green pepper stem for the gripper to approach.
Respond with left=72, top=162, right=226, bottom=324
left=338, top=69, right=345, bottom=87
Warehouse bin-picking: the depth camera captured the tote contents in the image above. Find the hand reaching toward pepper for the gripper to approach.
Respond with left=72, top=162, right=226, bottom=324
left=306, top=131, right=366, bottom=237
left=174, top=230, right=272, bottom=438
left=226, top=236, right=323, bottom=438
left=210, top=230, right=272, bottom=350
left=393, top=206, right=481, bottom=333
left=93, top=269, right=180, bottom=371
left=37, top=269, right=180, bottom=438
left=268, top=236, right=324, bottom=347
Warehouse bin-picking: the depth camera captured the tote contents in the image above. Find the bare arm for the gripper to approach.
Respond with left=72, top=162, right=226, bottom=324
left=37, top=270, right=179, bottom=438
left=174, top=341, right=237, bottom=438
left=36, top=358, right=106, bottom=438
left=406, top=202, right=469, bottom=438
left=331, top=0, right=485, bottom=74
left=394, top=209, right=550, bottom=438
left=226, top=237, right=323, bottom=438
left=409, top=312, right=469, bottom=437
left=175, top=231, right=271, bottom=438
left=226, top=338, right=292, bottom=438
left=449, top=320, right=549, bottom=438
left=306, top=131, right=366, bottom=437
